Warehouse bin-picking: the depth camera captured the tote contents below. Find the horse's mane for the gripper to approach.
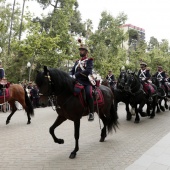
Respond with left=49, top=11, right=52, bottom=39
left=36, top=68, right=76, bottom=94
left=50, top=68, right=76, bottom=94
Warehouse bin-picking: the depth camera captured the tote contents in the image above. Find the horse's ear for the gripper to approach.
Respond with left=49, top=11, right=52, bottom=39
left=43, top=66, right=49, bottom=74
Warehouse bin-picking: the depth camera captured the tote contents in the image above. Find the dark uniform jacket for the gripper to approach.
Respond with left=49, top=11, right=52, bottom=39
left=138, top=69, right=151, bottom=81
left=153, top=71, right=166, bottom=81
left=0, top=68, right=5, bottom=79
left=106, top=74, right=115, bottom=83
left=70, top=57, right=93, bottom=86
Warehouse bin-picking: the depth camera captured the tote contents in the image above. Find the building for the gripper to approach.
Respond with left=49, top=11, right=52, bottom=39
left=121, top=24, right=145, bottom=50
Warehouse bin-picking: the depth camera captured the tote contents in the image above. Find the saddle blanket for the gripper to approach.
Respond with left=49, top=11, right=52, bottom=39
left=0, top=88, right=10, bottom=99
left=143, top=83, right=156, bottom=94
left=73, top=83, right=104, bottom=108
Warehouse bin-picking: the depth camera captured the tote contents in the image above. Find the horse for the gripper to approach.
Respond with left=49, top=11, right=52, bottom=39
left=102, top=71, right=133, bottom=121
left=123, top=72, right=157, bottom=123
left=0, top=84, right=34, bottom=124
left=35, top=66, right=119, bottom=159
left=151, top=77, right=169, bottom=112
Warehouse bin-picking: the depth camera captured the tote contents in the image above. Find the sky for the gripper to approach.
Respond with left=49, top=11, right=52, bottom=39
left=9, top=0, right=170, bottom=43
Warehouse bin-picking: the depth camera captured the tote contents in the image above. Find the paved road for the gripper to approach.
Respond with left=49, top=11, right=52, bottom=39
left=0, top=103, right=170, bottom=170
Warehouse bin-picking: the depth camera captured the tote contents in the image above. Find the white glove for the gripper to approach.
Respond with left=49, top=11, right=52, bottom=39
left=70, top=75, right=76, bottom=79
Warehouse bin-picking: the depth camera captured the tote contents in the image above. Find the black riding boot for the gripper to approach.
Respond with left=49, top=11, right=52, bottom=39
left=87, top=98, right=94, bottom=121
left=148, top=89, right=153, bottom=102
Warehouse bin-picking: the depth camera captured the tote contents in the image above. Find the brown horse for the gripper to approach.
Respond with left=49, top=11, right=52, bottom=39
left=0, top=84, right=34, bottom=124
left=35, top=66, right=119, bottom=159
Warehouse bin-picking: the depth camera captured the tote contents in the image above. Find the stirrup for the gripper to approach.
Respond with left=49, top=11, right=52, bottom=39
left=88, top=113, right=94, bottom=121
left=148, top=97, right=153, bottom=102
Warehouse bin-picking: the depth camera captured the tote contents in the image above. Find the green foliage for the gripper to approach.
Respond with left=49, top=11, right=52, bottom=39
left=1, top=0, right=170, bottom=83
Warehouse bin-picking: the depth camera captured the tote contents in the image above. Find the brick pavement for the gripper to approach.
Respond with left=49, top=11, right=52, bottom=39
left=0, top=103, right=170, bottom=170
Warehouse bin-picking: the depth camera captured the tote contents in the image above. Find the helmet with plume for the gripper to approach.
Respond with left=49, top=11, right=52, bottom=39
left=78, top=38, right=89, bottom=52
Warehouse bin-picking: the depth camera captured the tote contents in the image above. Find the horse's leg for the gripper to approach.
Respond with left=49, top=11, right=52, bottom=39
left=126, top=103, right=132, bottom=121
left=137, top=101, right=147, bottom=117
left=6, top=101, right=17, bottom=125
left=134, top=105, right=140, bottom=123
left=159, top=98, right=165, bottom=111
left=156, top=99, right=161, bottom=113
left=99, top=115, right=107, bottom=142
left=49, top=115, right=66, bottom=144
left=164, top=97, right=169, bottom=110
left=150, top=97, right=156, bottom=119
left=146, top=103, right=150, bottom=117
left=69, top=120, right=80, bottom=159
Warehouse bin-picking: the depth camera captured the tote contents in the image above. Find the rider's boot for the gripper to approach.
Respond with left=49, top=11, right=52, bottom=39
left=148, top=89, right=153, bottom=103
left=87, top=98, right=94, bottom=121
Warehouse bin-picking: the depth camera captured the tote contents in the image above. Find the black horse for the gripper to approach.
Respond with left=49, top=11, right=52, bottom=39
left=102, top=71, right=133, bottom=121
left=123, top=72, right=157, bottom=123
left=36, top=66, right=118, bottom=159
left=114, top=70, right=133, bottom=121
left=151, top=77, right=169, bottom=112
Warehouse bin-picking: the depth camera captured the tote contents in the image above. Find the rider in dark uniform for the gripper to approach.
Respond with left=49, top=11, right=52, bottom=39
left=0, top=60, right=5, bottom=93
left=137, top=62, right=152, bottom=102
left=106, top=70, right=115, bottom=87
left=70, top=43, right=94, bottom=121
left=153, top=66, right=168, bottom=95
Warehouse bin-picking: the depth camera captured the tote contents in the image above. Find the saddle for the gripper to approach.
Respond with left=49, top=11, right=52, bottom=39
left=143, top=83, right=156, bottom=95
left=0, top=88, right=10, bottom=99
left=0, top=79, right=10, bottom=98
left=73, top=82, right=104, bottom=108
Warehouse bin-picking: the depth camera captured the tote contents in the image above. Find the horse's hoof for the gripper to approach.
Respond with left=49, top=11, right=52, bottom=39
left=165, top=105, right=168, bottom=110
left=6, top=120, right=10, bottom=125
left=140, top=112, right=147, bottom=117
left=69, top=152, right=76, bottom=159
left=27, top=121, right=31, bottom=124
left=99, top=137, right=105, bottom=142
left=150, top=116, right=155, bottom=119
left=57, top=139, right=64, bottom=144
left=160, top=107, right=165, bottom=112
left=126, top=117, right=132, bottom=121
left=134, top=120, right=139, bottom=123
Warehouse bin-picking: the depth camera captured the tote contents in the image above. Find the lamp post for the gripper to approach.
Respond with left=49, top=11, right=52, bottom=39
left=27, top=62, right=31, bottom=82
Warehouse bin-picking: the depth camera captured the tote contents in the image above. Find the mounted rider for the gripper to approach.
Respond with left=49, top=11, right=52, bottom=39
left=106, top=70, right=115, bottom=87
left=0, top=60, right=5, bottom=94
left=153, top=66, right=169, bottom=96
left=137, top=62, right=153, bottom=102
left=70, top=39, right=95, bottom=121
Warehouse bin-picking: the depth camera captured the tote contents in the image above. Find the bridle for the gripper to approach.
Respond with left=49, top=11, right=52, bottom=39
left=44, top=71, right=73, bottom=109
left=124, top=73, right=142, bottom=96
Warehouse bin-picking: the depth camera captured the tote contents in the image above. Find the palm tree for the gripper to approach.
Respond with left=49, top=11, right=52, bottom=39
left=19, top=0, right=26, bottom=40
left=8, top=0, right=16, bottom=55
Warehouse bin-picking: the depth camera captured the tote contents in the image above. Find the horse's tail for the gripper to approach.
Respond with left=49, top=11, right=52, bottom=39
left=107, top=102, right=119, bottom=133
left=24, top=88, right=34, bottom=116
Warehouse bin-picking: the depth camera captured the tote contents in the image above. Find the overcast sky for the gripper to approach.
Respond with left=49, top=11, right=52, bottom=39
left=20, top=0, right=170, bottom=43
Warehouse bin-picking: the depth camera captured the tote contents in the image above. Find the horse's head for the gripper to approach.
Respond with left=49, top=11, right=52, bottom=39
left=36, top=66, right=75, bottom=96
left=151, top=76, right=160, bottom=87
left=117, top=70, right=128, bottom=89
left=36, top=66, right=52, bottom=96
left=101, top=79, right=110, bottom=87
left=124, top=72, right=139, bottom=92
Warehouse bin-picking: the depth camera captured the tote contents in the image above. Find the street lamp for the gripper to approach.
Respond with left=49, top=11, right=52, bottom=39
left=27, top=62, right=31, bottom=82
